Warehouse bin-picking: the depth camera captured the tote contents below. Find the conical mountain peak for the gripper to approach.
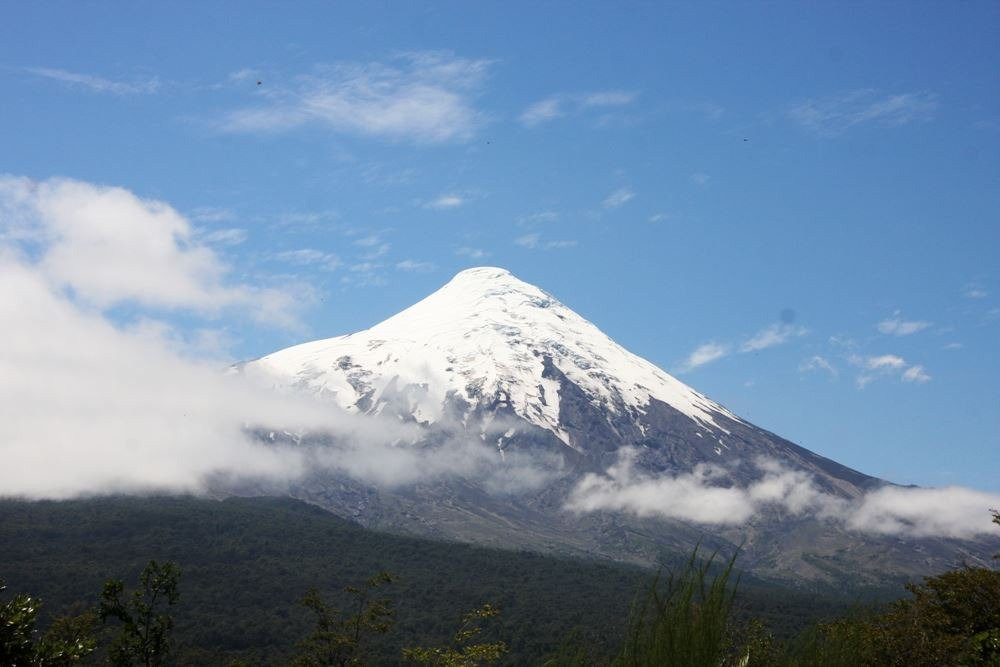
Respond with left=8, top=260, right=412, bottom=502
left=250, top=268, right=735, bottom=444
left=449, top=266, right=514, bottom=281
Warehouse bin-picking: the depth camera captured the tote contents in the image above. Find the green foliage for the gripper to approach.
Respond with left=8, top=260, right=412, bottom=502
left=765, top=566, right=1000, bottom=666
left=540, top=628, right=598, bottom=667
left=0, top=496, right=851, bottom=663
left=1, top=578, right=38, bottom=666
left=993, top=508, right=999, bottom=559
left=98, top=560, right=180, bottom=666
left=0, top=577, right=97, bottom=666
left=291, top=571, right=397, bottom=666
left=403, top=604, right=507, bottom=666
left=611, top=549, right=746, bottom=667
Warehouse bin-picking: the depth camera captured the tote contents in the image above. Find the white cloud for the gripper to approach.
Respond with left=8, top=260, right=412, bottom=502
left=514, top=233, right=576, bottom=250
left=222, top=52, right=491, bottom=143
left=0, top=255, right=308, bottom=498
left=340, top=262, right=387, bottom=287
left=864, top=354, right=907, bottom=370
left=275, top=210, right=339, bottom=228
left=276, top=248, right=342, bottom=271
left=847, top=486, right=999, bottom=538
left=566, top=453, right=843, bottom=525
left=189, top=207, right=236, bottom=223
left=514, top=233, right=540, bottom=249
left=519, top=98, right=565, bottom=127
left=427, top=194, right=465, bottom=209
left=648, top=213, right=670, bottom=223
left=580, top=91, right=637, bottom=107
left=850, top=354, right=930, bottom=388
left=520, top=90, right=636, bottom=127
left=0, top=251, right=561, bottom=499
left=829, top=335, right=857, bottom=349
left=26, top=67, right=160, bottom=95
left=228, top=68, right=261, bottom=83
left=0, top=175, right=303, bottom=328
left=516, top=211, right=558, bottom=225
left=681, top=322, right=806, bottom=372
left=877, top=313, right=931, bottom=336
left=200, top=228, right=247, bottom=246
left=679, top=342, right=730, bottom=372
left=353, top=235, right=382, bottom=247
left=396, top=259, right=435, bottom=272
left=799, top=355, right=838, bottom=378
left=456, top=246, right=488, bottom=259
left=963, top=282, right=988, bottom=299
left=603, top=187, right=635, bottom=209
left=902, top=365, right=931, bottom=383
left=567, top=450, right=1000, bottom=539
left=789, top=89, right=938, bottom=135
left=740, top=323, right=808, bottom=352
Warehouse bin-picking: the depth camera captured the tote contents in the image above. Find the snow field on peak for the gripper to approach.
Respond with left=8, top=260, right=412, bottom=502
left=250, top=267, right=737, bottom=445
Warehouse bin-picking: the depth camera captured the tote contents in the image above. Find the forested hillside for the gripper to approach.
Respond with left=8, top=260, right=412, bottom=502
left=0, top=496, right=849, bottom=664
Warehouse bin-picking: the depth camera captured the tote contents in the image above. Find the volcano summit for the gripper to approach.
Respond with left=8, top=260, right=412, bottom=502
left=240, top=267, right=995, bottom=587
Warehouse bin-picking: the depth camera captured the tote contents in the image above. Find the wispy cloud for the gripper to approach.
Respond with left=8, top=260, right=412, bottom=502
left=603, top=187, right=635, bottom=209
left=877, top=312, right=931, bottom=336
left=850, top=353, right=930, bottom=388
left=514, top=233, right=576, bottom=250
left=25, top=67, right=161, bottom=95
left=691, top=172, right=710, bottom=187
left=740, top=323, right=808, bottom=352
left=963, top=282, right=988, bottom=299
left=519, top=98, right=564, bottom=126
left=799, top=355, right=838, bottom=378
left=276, top=248, right=342, bottom=271
left=902, top=365, right=931, bottom=383
left=274, top=210, right=339, bottom=228
left=679, top=342, right=730, bottom=372
left=648, top=213, right=670, bottom=223
left=426, top=194, right=465, bottom=209
left=681, top=321, right=808, bottom=373
left=221, top=51, right=491, bottom=143
left=516, top=211, right=559, bottom=225
left=396, top=259, right=435, bottom=272
left=580, top=91, right=636, bottom=107
left=789, top=89, right=938, bottom=135
left=352, top=235, right=390, bottom=260
left=340, top=262, right=387, bottom=287
left=864, top=354, right=907, bottom=370
left=520, top=90, right=637, bottom=127
left=188, top=207, right=236, bottom=223
left=200, top=228, right=248, bottom=246
left=456, top=246, right=488, bottom=259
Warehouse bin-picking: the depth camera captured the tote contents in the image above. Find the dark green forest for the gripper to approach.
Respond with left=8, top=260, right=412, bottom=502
left=2, top=497, right=998, bottom=665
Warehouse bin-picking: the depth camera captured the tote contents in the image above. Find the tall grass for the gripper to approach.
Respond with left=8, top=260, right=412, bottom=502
left=611, top=549, right=742, bottom=667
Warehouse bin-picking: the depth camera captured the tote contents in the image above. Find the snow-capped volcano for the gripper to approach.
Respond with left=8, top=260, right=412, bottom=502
left=238, top=267, right=995, bottom=586
left=250, top=267, right=736, bottom=448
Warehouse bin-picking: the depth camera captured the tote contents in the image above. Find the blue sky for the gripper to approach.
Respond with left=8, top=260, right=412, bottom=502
left=2, top=1, right=999, bottom=491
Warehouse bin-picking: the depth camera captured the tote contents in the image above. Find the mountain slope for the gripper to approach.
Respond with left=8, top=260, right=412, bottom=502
left=239, top=267, right=995, bottom=586
left=250, top=267, right=734, bottom=446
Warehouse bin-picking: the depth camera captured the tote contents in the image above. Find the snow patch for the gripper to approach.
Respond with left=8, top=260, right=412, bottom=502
left=247, top=267, right=738, bottom=445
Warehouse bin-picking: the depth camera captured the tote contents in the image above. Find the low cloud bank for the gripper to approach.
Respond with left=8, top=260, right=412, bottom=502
left=0, top=176, right=555, bottom=500
left=566, top=449, right=1000, bottom=540
left=0, top=252, right=555, bottom=498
